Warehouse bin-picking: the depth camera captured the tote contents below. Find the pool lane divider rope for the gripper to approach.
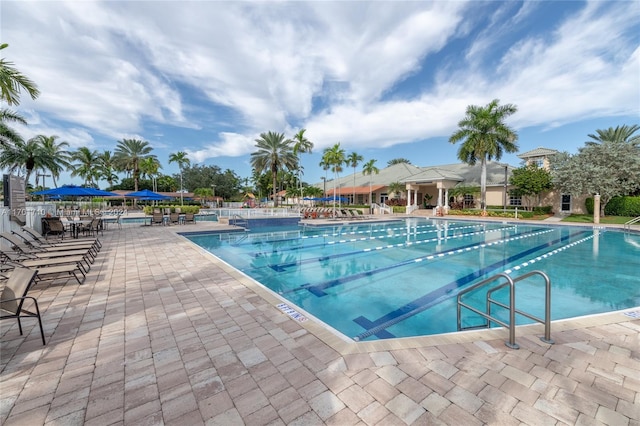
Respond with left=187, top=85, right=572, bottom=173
left=279, top=227, right=553, bottom=296
left=352, top=230, right=594, bottom=341
left=253, top=223, right=488, bottom=258
left=263, top=225, right=515, bottom=271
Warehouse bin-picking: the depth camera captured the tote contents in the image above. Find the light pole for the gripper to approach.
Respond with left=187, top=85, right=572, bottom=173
left=503, top=164, right=508, bottom=212
left=211, top=184, right=216, bottom=208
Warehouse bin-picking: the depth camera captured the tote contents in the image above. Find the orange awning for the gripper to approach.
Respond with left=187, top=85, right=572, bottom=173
left=326, top=185, right=385, bottom=195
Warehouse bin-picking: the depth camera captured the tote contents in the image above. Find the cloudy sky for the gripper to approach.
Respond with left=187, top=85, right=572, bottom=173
left=2, top=0, right=638, bottom=187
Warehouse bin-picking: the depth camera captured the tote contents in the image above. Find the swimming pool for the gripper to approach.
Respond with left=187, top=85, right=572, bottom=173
left=184, top=218, right=640, bottom=341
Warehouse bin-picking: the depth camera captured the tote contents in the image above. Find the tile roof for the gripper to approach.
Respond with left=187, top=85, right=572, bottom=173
left=517, top=146, right=559, bottom=159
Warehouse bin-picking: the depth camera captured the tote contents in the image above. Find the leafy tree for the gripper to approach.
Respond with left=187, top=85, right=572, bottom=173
left=0, top=43, right=40, bottom=106
left=180, top=164, right=241, bottom=200
left=347, top=151, right=363, bottom=204
left=509, top=164, right=553, bottom=210
left=70, top=147, right=100, bottom=187
left=449, top=185, right=481, bottom=208
left=449, top=99, right=519, bottom=211
left=250, top=131, right=296, bottom=207
left=169, top=151, right=191, bottom=205
left=113, top=139, right=156, bottom=192
left=550, top=135, right=640, bottom=216
left=387, top=158, right=411, bottom=166
left=362, top=159, right=379, bottom=206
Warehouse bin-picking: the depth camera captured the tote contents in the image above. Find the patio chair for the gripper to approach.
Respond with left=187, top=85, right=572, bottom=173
left=169, top=212, right=180, bottom=225
left=152, top=212, right=164, bottom=225
left=184, top=213, right=196, bottom=224
left=0, top=267, right=46, bottom=345
left=41, top=217, right=66, bottom=240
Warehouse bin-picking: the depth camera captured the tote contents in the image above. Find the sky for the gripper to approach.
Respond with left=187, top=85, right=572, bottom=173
left=1, top=0, right=639, bottom=189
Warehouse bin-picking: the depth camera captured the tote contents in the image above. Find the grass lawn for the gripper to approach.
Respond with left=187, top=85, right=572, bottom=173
left=561, top=214, right=634, bottom=224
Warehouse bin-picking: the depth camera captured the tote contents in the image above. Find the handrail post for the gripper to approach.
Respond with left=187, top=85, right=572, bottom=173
left=506, top=276, right=518, bottom=349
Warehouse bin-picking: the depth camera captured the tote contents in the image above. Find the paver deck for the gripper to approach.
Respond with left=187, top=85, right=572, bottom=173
left=1, top=219, right=639, bottom=425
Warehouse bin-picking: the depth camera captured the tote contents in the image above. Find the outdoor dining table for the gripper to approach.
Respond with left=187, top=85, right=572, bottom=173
left=69, top=219, right=92, bottom=239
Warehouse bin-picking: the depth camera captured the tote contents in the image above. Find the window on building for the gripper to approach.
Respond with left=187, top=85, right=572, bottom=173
left=509, top=195, right=522, bottom=206
left=463, top=194, right=474, bottom=207
left=533, top=158, right=544, bottom=168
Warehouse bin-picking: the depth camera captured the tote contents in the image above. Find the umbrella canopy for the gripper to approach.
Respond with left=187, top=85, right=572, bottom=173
left=32, top=185, right=118, bottom=197
left=124, top=189, right=171, bottom=200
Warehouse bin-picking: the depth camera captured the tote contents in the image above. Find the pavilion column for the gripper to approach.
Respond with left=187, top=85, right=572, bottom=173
left=444, top=189, right=449, bottom=208
left=407, top=188, right=412, bottom=206
left=414, top=189, right=418, bottom=206
left=437, top=188, right=443, bottom=207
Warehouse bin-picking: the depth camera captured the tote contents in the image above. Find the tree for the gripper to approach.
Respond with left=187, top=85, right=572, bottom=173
left=0, top=43, right=40, bottom=106
left=449, top=99, right=519, bottom=211
left=322, top=143, right=346, bottom=215
left=387, top=158, right=411, bottom=166
left=70, top=147, right=100, bottom=187
left=169, top=151, right=191, bottom=205
left=0, top=137, right=52, bottom=188
left=34, top=135, right=70, bottom=188
left=362, top=159, right=379, bottom=208
left=346, top=151, right=363, bottom=204
left=586, top=124, right=640, bottom=147
left=250, top=131, right=296, bottom=207
left=550, top=136, right=640, bottom=216
left=139, top=157, right=162, bottom=192
left=0, top=109, right=27, bottom=148
left=292, top=129, right=313, bottom=206
left=113, top=139, right=156, bottom=192
left=387, top=181, right=404, bottom=201
left=98, top=150, right=119, bottom=188
left=509, top=164, right=553, bottom=210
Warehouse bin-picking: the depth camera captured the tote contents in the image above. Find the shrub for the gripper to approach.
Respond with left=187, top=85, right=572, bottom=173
left=604, top=196, right=640, bottom=216
left=585, top=197, right=594, bottom=214
left=392, top=206, right=406, bottom=214
left=532, top=206, right=553, bottom=215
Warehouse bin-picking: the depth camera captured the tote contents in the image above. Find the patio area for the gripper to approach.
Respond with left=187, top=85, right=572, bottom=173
left=1, top=221, right=639, bottom=425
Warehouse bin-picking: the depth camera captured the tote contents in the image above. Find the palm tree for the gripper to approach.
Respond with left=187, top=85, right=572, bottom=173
left=113, top=139, right=156, bottom=192
left=34, top=135, right=70, bottom=188
left=0, top=43, right=40, bottom=106
left=346, top=151, right=363, bottom=204
left=322, top=143, right=346, bottom=216
left=388, top=181, right=404, bottom=201
left=168, top=151, right=191, bottom=205
left=586, top=125, right=640, bottom=146
left=139, top=156, right=162, bottom=192
left=0, top=109, right=27, bottom=148
left=362, top=159, right=379, bottom=210
left=70, top=147, right=100, bottom=187
left=292, top=129, right=313, bottom=206
left=0, top=137, right=51, bottom=189
left=98, top=150, right=119, bottom=188
left=449, top=99, right=518, bottom=211
left=387, top=158, right=411, bottom=166
left=250, top=131, right=296, bottom=207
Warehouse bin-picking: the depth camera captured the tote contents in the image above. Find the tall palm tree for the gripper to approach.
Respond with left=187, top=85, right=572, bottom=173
left=113, top=139, right=156, bottom=192
left=139, top=157, right=162, bottom=192
left=586, top=124, right=640, bottom=147
left=292, top=129, right=313, bottom=206
left=70, top=147, right=100, bottom=187
left=0, top=43, right=40, bottom=106
left=34, top=135, right=70, bottom=188
left=98, top=150, right=119, bottom=188
left=346, top=151, right=363, bottom=204
left=0, top=109, right=27, bottom=148
left=362, top=159, right=379, bottom=209
left=250, top=131, right=296, bottom=207
left=322, top=143, right=346, bottom=216
left=449, top=99, right=518, bottom=211
left=168, top=151, right=191, bottom=205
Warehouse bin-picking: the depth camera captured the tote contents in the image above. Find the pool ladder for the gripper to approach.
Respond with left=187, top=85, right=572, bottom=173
left=230, top=214, right=249, bottom=230
left=624, top=216, right=640, bottom=231
left=456, top=270, right=554, bottom=349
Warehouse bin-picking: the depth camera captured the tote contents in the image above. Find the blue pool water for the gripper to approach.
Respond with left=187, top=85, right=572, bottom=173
left=119, top=214, right=218, bottom=224
left=184, top=219, right=640, bottom=341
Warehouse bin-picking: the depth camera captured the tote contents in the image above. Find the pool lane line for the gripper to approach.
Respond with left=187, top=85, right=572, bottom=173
left=352, top=229, right=592, bottom=341
left=266, top=225, right=519, bottom=272
left=279, top=227, right=553, bottom=295
left=254, top=223, right=494, bottom=258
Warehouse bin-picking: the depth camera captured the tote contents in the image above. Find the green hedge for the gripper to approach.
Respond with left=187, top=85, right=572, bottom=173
left=143, top=205, right=200, bottom=215
left=586, top=196, right=640, bottom=216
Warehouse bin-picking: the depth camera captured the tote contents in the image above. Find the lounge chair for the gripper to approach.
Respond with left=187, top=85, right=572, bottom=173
left=9, top=231, right=99, bottom=257
left=1, top=233, right=96, bottom=264
left=0, top=267, right=46, bottom=345
left=21, top=226, right=101, bottom=250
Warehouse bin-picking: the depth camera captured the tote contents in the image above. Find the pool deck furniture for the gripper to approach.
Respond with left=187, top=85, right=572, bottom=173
left=0, top=267, right=45, bottom=345
left=1, top=218, right=638, bottom=425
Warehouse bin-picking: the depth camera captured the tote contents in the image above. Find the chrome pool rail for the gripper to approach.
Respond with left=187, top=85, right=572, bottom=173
left=624, top=216, right=640, bottom=231
left=457, top=270, right=554, bottom=349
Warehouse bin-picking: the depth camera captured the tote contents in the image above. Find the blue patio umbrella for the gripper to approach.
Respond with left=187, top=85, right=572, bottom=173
left=32, top=185, right=119, bottom=197
left=124, top=189, right=171, bottom=200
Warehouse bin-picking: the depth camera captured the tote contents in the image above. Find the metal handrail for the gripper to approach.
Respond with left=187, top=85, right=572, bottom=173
left=457, top=270, right=554, bottom=349
left=231, top=214, right=249, bottom=230
left=624, top=216, right=640, bottom=231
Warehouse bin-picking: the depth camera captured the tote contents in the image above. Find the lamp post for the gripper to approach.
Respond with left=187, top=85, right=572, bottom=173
left=211, top=184, right=216, bottom=208
left=503, top=164, right=508, bottom=212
